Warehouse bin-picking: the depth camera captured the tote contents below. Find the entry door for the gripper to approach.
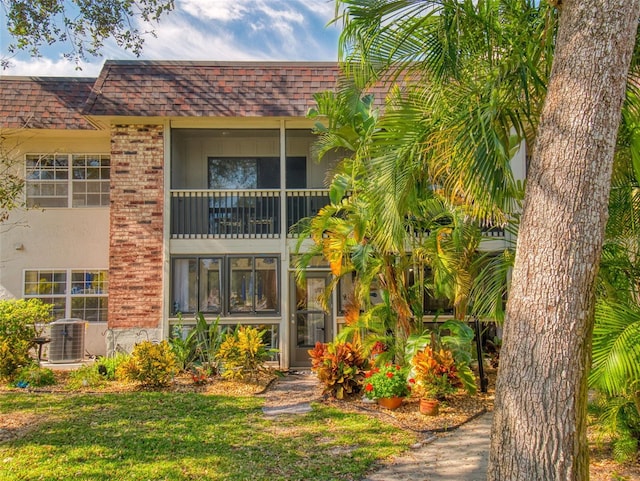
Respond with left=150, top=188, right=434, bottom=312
left=290, top=272, right=332, bottom=367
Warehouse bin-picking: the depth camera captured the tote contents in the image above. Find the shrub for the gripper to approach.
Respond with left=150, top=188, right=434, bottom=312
left=591, top=390, right=640, bottom=463
left=0, top=299, right=52, bottom=381
left=0, top=339, right=31, bottom=382
left=67, top=364, right=107, bottom=390
left=13, top=364, right=56, bottom=388
left=169, top=323, right=197, bottom=371
left=117, top=341, right=179, bottom=387
left=168, top=314, right=223, bottom=373
left=191, top=314, right=223, bottom=373
left=363, top=364, right=412, bottom=400
left=411, top=346, right=461, bottom=399
left=215, top=326, right=275, bottom=381
left=308, top=341, right=368, bottom=399
left=406, top=320, right=477, bottom=397
left=590, top=299, right=640, bottom=462
left=94, top=353, right=130, bottom=381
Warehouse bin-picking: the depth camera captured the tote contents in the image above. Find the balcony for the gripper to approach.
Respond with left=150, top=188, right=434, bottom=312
left=170, top=189, right=507, bottom=240
left=170, top=189, right=330, bottom=239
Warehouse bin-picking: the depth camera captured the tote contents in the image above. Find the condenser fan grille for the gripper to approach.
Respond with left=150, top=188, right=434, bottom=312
left=48, top=319, right=86, bottom=363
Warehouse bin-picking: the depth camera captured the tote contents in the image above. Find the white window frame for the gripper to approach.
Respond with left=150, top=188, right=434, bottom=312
left=25, top=153, right=110, bottom=208
left=23, top=269, right=109, bottom=322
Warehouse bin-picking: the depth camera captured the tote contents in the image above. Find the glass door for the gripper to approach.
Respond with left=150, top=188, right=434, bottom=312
left=289, top=272, right=332, bottom=367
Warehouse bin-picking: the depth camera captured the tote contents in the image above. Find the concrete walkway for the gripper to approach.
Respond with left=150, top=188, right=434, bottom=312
left=261, top=373, right=492, bottom=481
left=260, top=372, right=323, bottom=417
left=363, top=412, right=492, bottom=481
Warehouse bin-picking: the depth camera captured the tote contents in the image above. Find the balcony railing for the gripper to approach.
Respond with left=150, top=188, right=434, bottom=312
left=286, top=190, right=331, bottom=237
left=170, top=189, right=505, bottom=240
left=171, top=189, right=280, bottom=239
left=170, top=189, right=330, bottom=239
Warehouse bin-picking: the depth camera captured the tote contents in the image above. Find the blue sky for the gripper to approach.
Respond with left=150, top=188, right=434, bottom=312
left=0, top=0, right=341, bottom=77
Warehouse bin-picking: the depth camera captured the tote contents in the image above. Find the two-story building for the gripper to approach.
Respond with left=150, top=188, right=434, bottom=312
left=0, top=61, right=522, bottom=368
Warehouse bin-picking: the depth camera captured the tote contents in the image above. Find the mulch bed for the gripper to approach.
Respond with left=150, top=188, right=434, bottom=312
left=323, top=389, right=491, bottom=435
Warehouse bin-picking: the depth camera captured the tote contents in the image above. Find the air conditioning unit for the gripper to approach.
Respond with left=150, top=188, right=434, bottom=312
left=48, top=319, right=86, bottom=363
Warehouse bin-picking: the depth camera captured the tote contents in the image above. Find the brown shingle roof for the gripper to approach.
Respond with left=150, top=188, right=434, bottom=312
left=0, top=76, right=96, bottom=129
left=0, top=61, right=393, bottom=127
left=83, top=61, right=344, bottom=118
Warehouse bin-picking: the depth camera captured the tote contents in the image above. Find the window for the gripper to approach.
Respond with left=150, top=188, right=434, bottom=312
left=172, top=256, right=279, bottom=316
left=24, top=270, right=67, bottom=318
left=71, top=155, right=110, bottom=207
left=26, top=154, right=110, bottom=207
left=229, top=256, right=278, bottom=313
left=172, top=258, right=222, bottom=314
left=208, top=157, right=280, bottom=189
left=335, top=266, right=453, bottom=317
left=24, top=269, right=109, bottom=321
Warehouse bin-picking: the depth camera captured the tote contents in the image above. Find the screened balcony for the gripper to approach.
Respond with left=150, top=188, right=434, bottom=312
left=170, top=128, right=336, bottom=240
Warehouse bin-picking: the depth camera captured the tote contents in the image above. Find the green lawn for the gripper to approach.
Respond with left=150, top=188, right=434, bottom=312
left=0, top=392, right=415, bottom=481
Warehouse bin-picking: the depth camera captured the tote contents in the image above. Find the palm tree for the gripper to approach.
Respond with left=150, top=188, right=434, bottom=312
left=298, top=80, right=494, bottom=355
left=335, top=0, right=553, bottom=226
left=299, top=85, right=417, bottom=340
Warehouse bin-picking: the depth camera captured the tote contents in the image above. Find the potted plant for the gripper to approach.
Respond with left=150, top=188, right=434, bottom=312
left=411, top=346, right=461, bottom=415
left=363, top=363, right=413, bottom=409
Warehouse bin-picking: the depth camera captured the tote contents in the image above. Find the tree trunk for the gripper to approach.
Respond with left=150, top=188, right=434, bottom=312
left=488, top=2, right=639, bottom=480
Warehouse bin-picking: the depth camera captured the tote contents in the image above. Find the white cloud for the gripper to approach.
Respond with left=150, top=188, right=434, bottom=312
left=306, top=0, right=336, bottom=19
left=136, top=18, right=259, bottom=61
left=179, top=0, right=249, bottom=21
left=258, top=2, right=305, bottom=24
left=2, top=56, right=103, bottom=77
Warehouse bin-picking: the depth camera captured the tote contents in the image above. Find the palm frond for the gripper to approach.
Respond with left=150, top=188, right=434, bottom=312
left=590, top=300, right=640, bottom=396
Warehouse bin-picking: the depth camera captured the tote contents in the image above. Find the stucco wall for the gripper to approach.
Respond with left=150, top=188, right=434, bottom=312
left=0, top=131, right=110, bottom=298
left=0, top=130, right=111, bottom=355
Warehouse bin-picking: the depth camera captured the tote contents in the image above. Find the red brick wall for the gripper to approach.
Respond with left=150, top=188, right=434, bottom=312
left=108, top=124, right=165, bottom=329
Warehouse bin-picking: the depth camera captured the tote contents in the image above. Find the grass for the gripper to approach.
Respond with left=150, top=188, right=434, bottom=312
left=0, top=391, right=416, bottom=481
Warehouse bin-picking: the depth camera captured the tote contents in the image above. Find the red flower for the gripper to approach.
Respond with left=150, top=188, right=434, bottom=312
left=365, top=383, right=374, bottom=392
left=386, top=371, right=394, bottom=379
left=396, top=365, right=401, bottom=370
left=365, top=371, right=373, bottom=378
left=409, top=378, right=416, bottom=384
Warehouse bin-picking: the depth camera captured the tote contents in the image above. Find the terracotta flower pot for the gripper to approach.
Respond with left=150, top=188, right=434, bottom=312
left=377, top=396, right=403, bottom=410
left=420, top=398, right=440, bottom=416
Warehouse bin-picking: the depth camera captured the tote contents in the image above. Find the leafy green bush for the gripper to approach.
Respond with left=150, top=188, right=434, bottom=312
left=169, top=323, right=197, bottom=371
left=191, top=314, right=223, bottom=373
left=0, top=339, right=30, bottom=382
left=66, top=355, right=130, bottom=390
left=309, top=341, right=368, bottom=399
left=94, top=353, right=130, bottom=381
left=117, top=341, right=179, bottom=387
left=66, top=365, right=104, bottom=390
left=0, top=299, right=52, bottom=381
left=170, top=314, right=224, bottom=373
left=363, top=364, right=412, bottom=400
left=13, top=364, right=56, bottom=388
left=215, top=326, right=275, bottom=380
left=405, top=320, right=477, bottom=396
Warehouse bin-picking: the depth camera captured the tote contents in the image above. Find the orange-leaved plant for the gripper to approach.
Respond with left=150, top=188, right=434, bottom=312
left=309, top=340, right=368, bottom=399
